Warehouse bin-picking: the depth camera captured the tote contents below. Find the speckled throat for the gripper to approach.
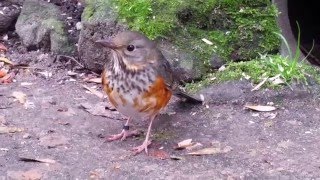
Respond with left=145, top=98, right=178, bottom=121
left=104, top=52, right=156, bottom=96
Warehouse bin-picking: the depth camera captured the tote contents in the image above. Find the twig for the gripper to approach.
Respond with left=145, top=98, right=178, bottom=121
left=57, top=55, right=85, bottom=68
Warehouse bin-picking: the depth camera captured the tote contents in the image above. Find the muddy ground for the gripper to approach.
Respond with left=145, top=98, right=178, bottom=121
left=1, top=51, right=320, bottom=179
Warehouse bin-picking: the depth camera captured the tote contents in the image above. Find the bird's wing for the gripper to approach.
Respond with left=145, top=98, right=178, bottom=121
left=154, top=51, right=203, bottom=104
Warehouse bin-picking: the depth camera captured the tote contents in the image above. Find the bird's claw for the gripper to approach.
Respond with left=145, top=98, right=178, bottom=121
left=106, top=129, right=141, bottom=142
left=132, top=140, right=152, bottom=155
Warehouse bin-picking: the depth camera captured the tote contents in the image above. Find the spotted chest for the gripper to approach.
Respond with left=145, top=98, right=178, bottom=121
left=102, top=66, right=172, bottom=120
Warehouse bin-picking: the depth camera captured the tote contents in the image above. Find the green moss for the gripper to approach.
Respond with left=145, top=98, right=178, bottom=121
left=186, top=55, right=320, bottom=92
left=83, top=0, right=117, bottom=22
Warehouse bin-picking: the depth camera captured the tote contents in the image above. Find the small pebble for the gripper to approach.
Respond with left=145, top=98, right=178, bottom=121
left=22, top=133, right=31, bottom=139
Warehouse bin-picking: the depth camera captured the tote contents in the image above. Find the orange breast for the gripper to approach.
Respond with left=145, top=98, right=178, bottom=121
left=101, top=69, right=119, bottom=108
left=102, top=69, right=172, bottom=118
left=136, top=76, right=172, bottom=115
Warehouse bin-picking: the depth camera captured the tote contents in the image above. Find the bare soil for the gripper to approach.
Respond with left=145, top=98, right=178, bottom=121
left=1, top=51, right=320, bottom=179
left=1, top=1, right=320, bottom=179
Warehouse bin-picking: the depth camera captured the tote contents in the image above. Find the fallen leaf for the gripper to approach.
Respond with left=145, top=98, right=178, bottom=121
left=0, top=126, right=23, bottom=134
left=56, top=120, right=70, bottom=126
left=185, top=142, right=203, bottom=151
left=0, top=57, right=13, bottom=65
left=148, top=149, right=169, bottom=160
left=0, top=71, right=16, bottom=83
left=251, top=77, right=268, bottom=91
left=188, top=147, right=222, bottom=155
left=245, top=105, right=277, bottom=112
left=0, top=69, right=7, bottom=78
left=11, top=91, right=27, bottom=104
left=201, top=38, right=213, bottom=45
left=67, top=71, right=78, bottom=76
left=19, top=157, right=56, bottom=164
left=84, top=77, right=102, bottom=84
left=81, top=84, right=104, bottom=99
left=170, top=155, right=184, bottom=160
left=39, top=134, right=69, bottom=148
left=0, top=43, right=7, bottom=52
left=175, top=139, right=193, bottom=150
left=178, top=139, right=193, bottom=147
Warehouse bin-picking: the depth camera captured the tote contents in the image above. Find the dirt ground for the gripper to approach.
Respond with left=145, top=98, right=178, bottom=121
left=1, top=51, right=320, bottom=179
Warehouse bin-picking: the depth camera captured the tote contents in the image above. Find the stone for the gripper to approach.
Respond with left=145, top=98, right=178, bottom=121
left=0, top=1, right=21, bottom=33
left=15, top=0, right=73, bottom=54
left=210, top=53, right=226, bottom=69
left=158, top=39, right=205, bottom=82
left=78, top=0, right=127, bottom=72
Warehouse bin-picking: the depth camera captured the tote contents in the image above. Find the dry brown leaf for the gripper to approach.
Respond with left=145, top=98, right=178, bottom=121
left=170, top=155, right=184, bottom=160
left=84, top=77, right=102, bottom=83
left=0, top=71, right=16, bottom=83
left=0, top=126, right=23, bottom=134
left=245, top=105, right=277, bottom=112
left=148, top=149, right=169, bottom=160
left=185, top=142, right=203, bottom=151
left=11, top=91, right=27, bottom=104
left=0, top=43, right=7, bottom=52
left=177, top=139, right=193, bottom=148
left=0, top=57, right=13, bottom=65
left=188, top=147, right=222, bottom=155
left=67, top=71, right=78, bottom=76
left=81, top=84, right=104, bottom=99
left=0, top=69, right=6, bottom=78
left=19, top=157, right=56, bottom=164
left=202, top=38, right=213, bottom=45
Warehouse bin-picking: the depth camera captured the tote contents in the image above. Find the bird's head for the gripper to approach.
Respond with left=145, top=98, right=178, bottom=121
left=96, top=31, right=157, bottom=70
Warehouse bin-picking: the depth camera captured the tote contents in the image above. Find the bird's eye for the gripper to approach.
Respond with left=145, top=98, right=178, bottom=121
left=126, top=45, right=135, bottom=51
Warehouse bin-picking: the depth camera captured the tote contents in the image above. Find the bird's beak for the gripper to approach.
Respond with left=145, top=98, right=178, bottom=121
left=95, top=38, right=118, bottom=49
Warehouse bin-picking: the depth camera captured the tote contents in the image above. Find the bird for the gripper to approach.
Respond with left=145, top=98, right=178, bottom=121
left=95, top=31, right=202, bottom=155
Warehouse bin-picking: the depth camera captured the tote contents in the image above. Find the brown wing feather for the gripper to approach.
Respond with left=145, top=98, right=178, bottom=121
left=154, top=50, right=203, bottom=104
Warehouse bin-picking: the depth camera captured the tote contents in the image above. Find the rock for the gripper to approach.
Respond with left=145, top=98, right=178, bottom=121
left=78, top=0, right=127, bottom=73
left=0, top=1, right=21, bottom=33
left=210, top=53, right=226, bottom=69
left=158, top=40, right=205, bottom=82
left=15, top=0, right=73, bottom=54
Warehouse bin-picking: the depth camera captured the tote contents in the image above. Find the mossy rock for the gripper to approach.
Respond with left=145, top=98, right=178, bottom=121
left=115, top=0, right=280, bottom=73
left=15, top=0, right=73, bottom=54
left=78, top=0, right=127, bottom=72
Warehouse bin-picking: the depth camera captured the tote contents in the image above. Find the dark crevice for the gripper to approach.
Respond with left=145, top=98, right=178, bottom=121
left=287, top=0, right=320, bottom=65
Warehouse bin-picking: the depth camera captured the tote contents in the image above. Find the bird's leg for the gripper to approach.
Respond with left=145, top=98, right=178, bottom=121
left=132, top=116, right=155, bottom=155
left=107, top=118, right=140, bottom=141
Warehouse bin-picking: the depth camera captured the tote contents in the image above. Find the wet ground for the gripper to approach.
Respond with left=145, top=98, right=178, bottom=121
left=1, top=58, right=320, bottom=179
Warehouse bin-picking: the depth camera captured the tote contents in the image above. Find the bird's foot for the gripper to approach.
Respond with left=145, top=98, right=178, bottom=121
left=106, top=129, right=141, bottom=142
left=132, top=140, right=152, bottom=155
